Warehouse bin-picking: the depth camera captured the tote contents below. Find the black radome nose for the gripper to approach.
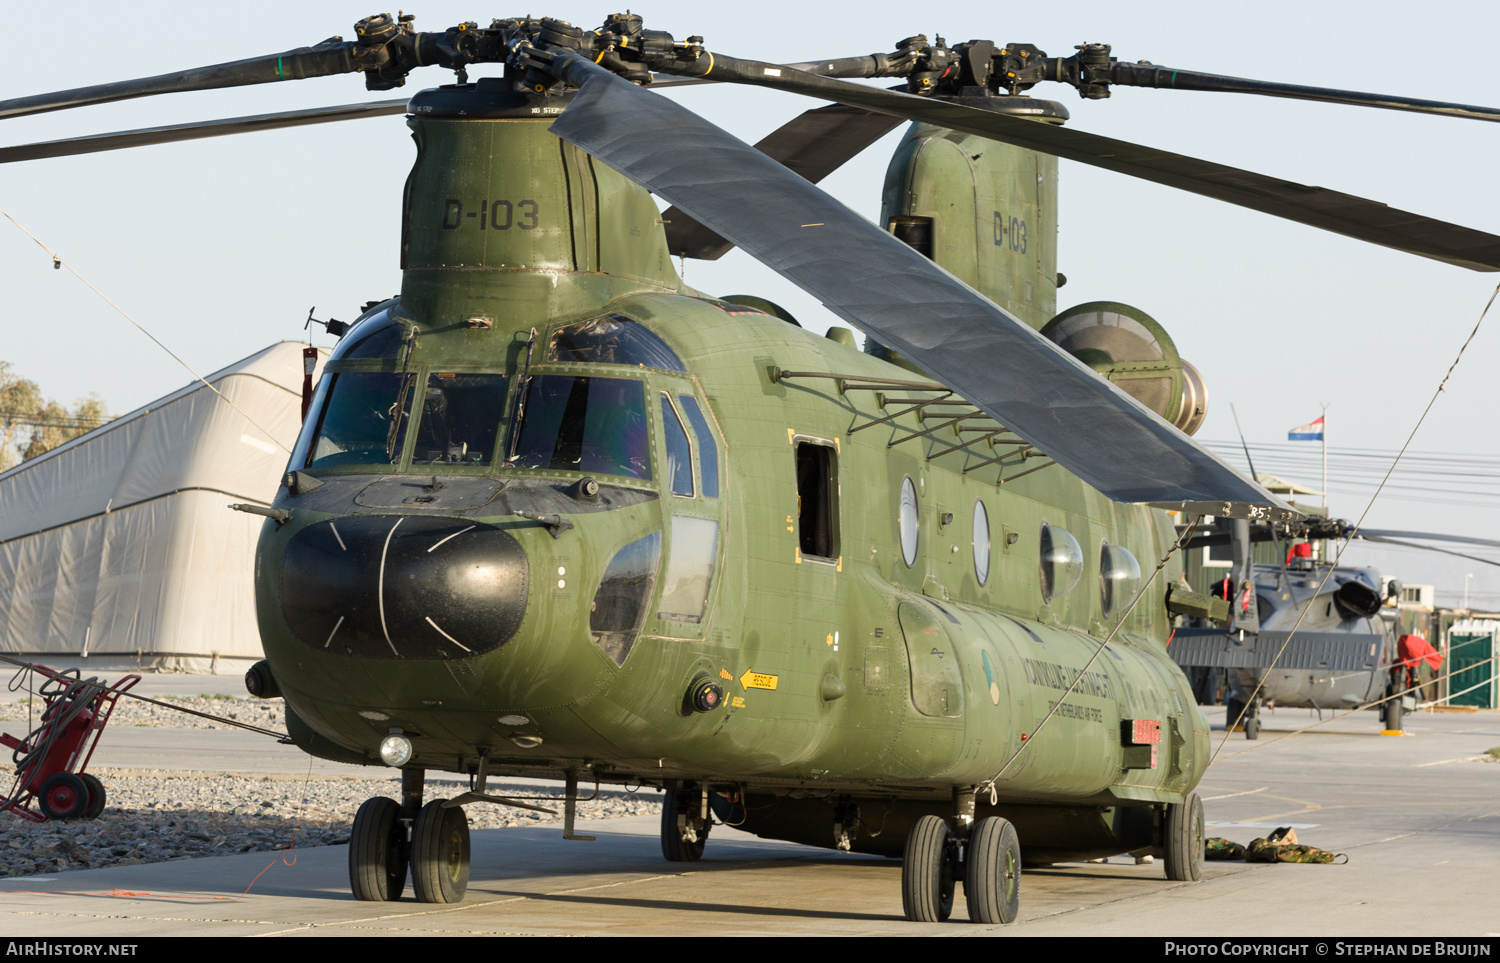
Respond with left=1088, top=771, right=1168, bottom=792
left=279, top=515, right=528, bottom=659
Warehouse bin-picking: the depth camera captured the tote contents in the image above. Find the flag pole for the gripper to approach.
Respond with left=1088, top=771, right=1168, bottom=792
left=1321, top=403, right=1329, bottom=511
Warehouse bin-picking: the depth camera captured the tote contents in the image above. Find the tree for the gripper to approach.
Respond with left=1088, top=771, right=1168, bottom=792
left=0, top=361, right=111, bottom=471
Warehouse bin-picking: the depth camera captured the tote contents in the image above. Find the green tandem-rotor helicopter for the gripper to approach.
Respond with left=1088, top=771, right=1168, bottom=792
left=7, top=11, right=1500, bottom=925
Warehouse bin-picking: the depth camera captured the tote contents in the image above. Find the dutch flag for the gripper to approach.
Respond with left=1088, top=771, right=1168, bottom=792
left=1288, top=416, right=1324, bottom=441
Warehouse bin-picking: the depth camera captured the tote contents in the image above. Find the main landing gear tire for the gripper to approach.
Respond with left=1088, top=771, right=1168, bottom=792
left=410, top=799, right=469, bottom=903
left=902, top=814, right=955, bottom=922
left=661, top=790, right=710, bottom=862
left=79, top=773, right=106, bottom=820
left=1163, top=792, right=1205, bottom=882
left=964, top=816, right=1021, bottom=924
left=1225, top=697, right=1246, bottom=732
left=1384, top=696, right=1403, bottom=732
left=1245, top=716, right=1261, bottom=740
left=38, top=773, right=89, bottom=821
left=349, top=796, right=408, bottom=902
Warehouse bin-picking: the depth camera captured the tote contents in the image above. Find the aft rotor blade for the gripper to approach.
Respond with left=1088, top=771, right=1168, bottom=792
left=673, top=55, right=1500, bottom=272
left=0, top=100, right=407, bottom=164
left=1107, top=63, right=1500, bottom=124
left=662, top=104, right=903, bottom=260
left=549, top=53, right=1291, bottom=518
left=0, top=45, right=364, bottom=121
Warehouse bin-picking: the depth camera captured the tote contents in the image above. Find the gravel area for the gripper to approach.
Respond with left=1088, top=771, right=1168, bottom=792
left=0, top=693, right=285, bottom=733
left=0, top=694, right=664, bottom=880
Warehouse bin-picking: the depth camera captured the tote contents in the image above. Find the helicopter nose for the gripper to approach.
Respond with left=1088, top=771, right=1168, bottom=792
left=279, top=515, right=529, bottom=659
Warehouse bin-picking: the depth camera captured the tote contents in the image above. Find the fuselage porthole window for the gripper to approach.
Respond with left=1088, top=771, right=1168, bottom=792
left=1039, top=522, right=1083, bottom=604
left=898, top=475, right=919, bottom=569
left=1099, top=541, right=1143, bottom=618
left=973, top=498, right=991, bottom=586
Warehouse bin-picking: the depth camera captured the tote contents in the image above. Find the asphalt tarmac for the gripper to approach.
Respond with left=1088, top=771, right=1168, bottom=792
left=1, top=694, right=1497, bottom=937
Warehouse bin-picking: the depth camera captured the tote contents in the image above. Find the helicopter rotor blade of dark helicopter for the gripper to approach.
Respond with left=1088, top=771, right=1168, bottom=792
left=662, top=104, right=903, bottom=260
left=663, top=54, right=1500, bottom=273
left=1102, top=63, right=1500, bottom=124
left=1357, top=536, right=1500, bottom=570
left=0, top=100, right=408, bottom=164
left=549, top=52, right=1290, bottom=519
left=0, top=45, right=368, bottom=122
left=1357, top=529, right=1500, bottom=550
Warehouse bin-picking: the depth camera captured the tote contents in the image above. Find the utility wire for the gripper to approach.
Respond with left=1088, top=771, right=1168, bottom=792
left=0, top=208, right=291, bottom=455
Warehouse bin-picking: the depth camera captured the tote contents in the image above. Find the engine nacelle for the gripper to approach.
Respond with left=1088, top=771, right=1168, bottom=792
left=1040, top=301, right=1207, bottom=435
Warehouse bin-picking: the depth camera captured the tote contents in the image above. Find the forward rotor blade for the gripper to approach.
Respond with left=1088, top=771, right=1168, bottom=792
left=1107, top=63, right=1500, bottom=124
left=0, top=45, right=363, bottom=121
left=675, top=55, right=1500, bottom=272
left=662, top=104, right=902, bottom=260
left=549, top=53, right=1291, bottom=518
left=0, top=100, right=407, bottom=164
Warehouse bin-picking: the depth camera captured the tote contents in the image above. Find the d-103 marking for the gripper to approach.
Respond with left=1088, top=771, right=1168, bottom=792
left=993, top=210, right=1028, bottom=253
left=443, top=198, right=540, bottom=230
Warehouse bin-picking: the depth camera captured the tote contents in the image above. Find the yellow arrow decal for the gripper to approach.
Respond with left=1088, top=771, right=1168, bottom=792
left=739, top=669, right=779, bottom=691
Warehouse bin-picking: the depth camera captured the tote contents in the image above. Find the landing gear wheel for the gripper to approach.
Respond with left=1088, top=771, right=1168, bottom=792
left=661, top=790, right=710, bottom=862
left=410, top=800, right=469, bottom=903
left=1245, top=716, right=1261, bottom=740
left=1225, top=697, right=1245, bottom=731
left=964, top=816, right=1021, bottom=924
left=349, top=796, right=408, bottom=901
left=79, top=773, right=106, bottom=820
left=1383, top=696, right=1403, bottom=731
left=902, top=814, right=955, bottom=922
left=38, top=773, right=89, bottom=821
left=1163, top=792, right=1205, bottom=882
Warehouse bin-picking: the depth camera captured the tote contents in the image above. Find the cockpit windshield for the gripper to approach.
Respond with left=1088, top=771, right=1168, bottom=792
left=411, top=373, right=508, bottom=465
left=510, top=375, right=651, bottom=480
left=291, top=309, right=677, bottom=480
left=297, top=371, right=414, bottom=469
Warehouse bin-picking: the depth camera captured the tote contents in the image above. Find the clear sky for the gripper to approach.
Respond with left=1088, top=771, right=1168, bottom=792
left=3, top=0, right=1498, bottom=604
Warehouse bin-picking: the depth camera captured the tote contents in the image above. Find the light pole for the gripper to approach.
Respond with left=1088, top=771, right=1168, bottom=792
left=1463, top=573, right=1474, bottom=610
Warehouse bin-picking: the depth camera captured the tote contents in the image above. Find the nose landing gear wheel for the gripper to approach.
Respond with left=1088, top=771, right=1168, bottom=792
left=964, top=816, right=1021, bottom=924
left=1163, top=792, right=1205, bottom=882
left=410, top=799, right=469, bottom=903
left=902, top=814, right=955, bottom=922
left=349, top=796, right=408, bottom=901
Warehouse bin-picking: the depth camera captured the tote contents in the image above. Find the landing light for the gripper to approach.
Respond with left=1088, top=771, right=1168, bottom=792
left=379, top=732, right=414, bottom=767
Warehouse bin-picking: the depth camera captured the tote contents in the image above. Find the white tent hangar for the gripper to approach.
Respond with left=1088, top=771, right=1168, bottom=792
left=0, top=342, right=323, bottom=674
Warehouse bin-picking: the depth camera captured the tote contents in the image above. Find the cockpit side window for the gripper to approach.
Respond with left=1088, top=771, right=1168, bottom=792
left=678, top=395, right=719, bottom=498
left=548, top=315, right=687, bottom=371
left=511, top=375, right=652, bottom=480
left=660, top=394, right=694, bottom=496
